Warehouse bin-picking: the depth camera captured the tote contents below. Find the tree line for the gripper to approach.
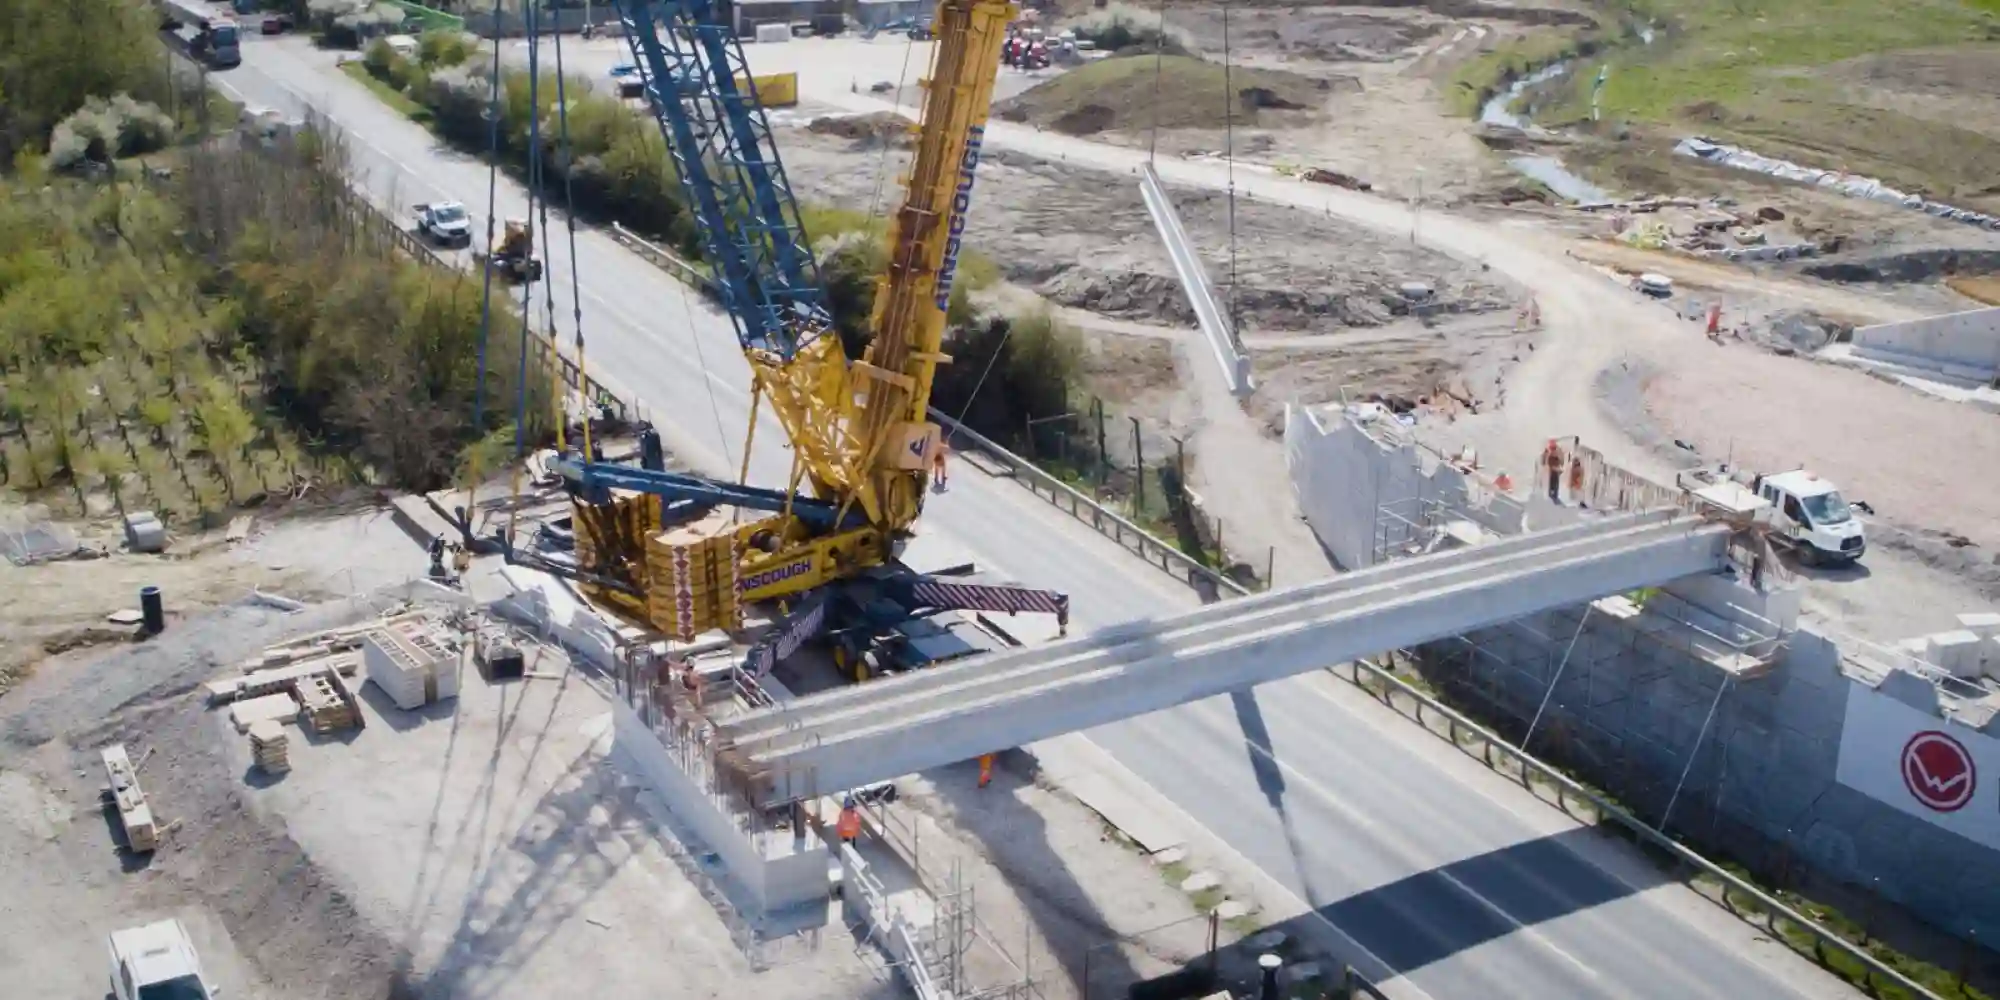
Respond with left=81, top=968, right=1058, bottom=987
left=1, top=6, right=548, bottom=524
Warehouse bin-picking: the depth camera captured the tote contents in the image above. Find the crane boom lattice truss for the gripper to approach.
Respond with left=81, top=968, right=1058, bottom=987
left=549, top=0, right=1060, bottom=654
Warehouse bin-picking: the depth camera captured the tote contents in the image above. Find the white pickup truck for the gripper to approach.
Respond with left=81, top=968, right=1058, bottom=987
left=413, top=201, right=473, bottom=248
left=1679, top=465, right=1866, bottom=565
left=109, top=919, right=219, bottom=1000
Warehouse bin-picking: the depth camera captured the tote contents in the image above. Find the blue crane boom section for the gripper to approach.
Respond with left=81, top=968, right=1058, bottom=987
left=613, top=0, right=831, bottom=360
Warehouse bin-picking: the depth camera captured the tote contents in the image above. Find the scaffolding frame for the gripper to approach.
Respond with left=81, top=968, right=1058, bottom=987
left=1371, top=494, right=1488, bottom=566
left=861, top=794, right=1044, bottom=1000
left=1407, top=580, right=1788, bottom=841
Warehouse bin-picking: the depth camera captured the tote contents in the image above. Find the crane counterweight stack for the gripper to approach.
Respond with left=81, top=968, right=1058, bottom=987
left=528, top=0, right=1068, bottom=671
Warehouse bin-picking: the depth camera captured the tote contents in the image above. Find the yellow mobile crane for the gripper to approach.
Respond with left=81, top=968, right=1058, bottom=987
left=533, top=0, right=1067, bottom=673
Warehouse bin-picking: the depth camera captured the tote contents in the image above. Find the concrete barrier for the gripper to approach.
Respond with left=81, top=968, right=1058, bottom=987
left=1851, top=306, right=2000, bottom=384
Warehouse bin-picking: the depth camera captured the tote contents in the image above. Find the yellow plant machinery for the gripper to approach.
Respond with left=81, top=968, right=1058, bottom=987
left=530, top=0, right=1068, bottom=673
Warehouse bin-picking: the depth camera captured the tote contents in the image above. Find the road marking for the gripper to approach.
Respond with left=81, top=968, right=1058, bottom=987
left=1176, top=697, right=1609, bottom=984
left=1291, top=676, right=1823, bottom=1000
left=1059, top=730, right=1440, bottom=1000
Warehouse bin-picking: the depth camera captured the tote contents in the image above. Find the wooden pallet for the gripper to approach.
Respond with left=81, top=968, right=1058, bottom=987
left=248, top=720, right=290, bottom=774
left=297, top=673, right=358, bottom=734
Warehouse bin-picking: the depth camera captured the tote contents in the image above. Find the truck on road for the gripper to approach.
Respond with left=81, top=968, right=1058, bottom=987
left=157, top=0, right=242, bottom=68
left=413, top=201, right=473, bottom=248
left=109, top=918, right=218, bottom=1000
left=1679, top=465, right=1866, bottom=565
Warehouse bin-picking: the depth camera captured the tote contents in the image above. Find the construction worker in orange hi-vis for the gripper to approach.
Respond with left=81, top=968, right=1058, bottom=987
left=836, top=794, right=862, bottom=844
left=1542, top=439, right=1565, bottom=503
left=1568, top=454, right=1587, bottom=508
left=932, top=438, right=950, bottom=491
left=977, top=753, right=994, bottom=788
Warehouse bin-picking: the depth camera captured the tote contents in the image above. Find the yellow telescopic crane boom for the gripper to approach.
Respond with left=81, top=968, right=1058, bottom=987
left=547, top=0, right=1067, bottom=651
left=852, top=0, right=1019, bottom=535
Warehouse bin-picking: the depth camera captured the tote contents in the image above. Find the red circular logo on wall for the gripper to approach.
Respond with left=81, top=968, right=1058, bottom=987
left=1902, top=731, right=1977, bottom=812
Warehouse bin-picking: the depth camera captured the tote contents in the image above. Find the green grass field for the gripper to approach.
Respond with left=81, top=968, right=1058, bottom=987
left=1485, top=0, right=2000, bottom=205
left=1575, top=0, right=1995, bottom=121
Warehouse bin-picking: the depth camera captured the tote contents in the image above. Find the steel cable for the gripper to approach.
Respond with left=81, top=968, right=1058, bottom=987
left=462, top=0, right=509, bottom=544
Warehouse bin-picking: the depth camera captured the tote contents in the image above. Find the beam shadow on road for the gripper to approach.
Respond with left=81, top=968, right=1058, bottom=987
left=1279, top=825, right=1671, bottom=979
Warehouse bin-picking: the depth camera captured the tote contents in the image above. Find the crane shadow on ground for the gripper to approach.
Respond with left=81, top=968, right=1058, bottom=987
left=1227, top=687, right=1330, bottom=907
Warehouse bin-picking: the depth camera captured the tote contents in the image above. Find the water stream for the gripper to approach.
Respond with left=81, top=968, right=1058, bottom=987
left=1472, top=25, right=1662, bottom=203
left=1476, top=61, right=1609, bottom=204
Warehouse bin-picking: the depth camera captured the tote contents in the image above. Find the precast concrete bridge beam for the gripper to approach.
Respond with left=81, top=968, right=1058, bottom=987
left=718, top=509, right=1733, bottom=807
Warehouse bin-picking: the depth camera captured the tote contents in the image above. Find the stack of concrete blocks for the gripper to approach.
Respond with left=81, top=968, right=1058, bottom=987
left=363, top=619, right=459, bottom=711
left=1959, top=612, right=2000, bottom=681
left=297, top=673, right=359, bottom=733
left=248, top=720, right=290, bottom=775
left=1899, top=613, right=2000, bottom=680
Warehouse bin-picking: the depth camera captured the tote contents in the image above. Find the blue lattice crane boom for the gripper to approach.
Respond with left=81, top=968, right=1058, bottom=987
left=546, top=0, right=1067, bottom=661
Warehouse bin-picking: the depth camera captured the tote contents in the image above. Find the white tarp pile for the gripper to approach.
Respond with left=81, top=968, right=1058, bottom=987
left=0, top=517, right=78, bottom=565
left=1675, top=137, right=2000, bottom=233
left=490, top=565, right=617, bottom=670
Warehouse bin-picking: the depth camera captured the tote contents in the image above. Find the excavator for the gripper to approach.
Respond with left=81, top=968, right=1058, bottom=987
left=517, top=0, right=1067, bottom=680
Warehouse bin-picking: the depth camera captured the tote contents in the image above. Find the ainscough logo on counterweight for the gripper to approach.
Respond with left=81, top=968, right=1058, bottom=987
left=933, top=125, right=988, bottom=311
left=742, top=557, right=813, bottom=594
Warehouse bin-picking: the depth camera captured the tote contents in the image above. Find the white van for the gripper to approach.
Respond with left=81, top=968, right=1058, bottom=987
left=1679, top=465, right=1865, bottom=565
left=109, top=919, right=217, bottom=1000
left=1753, top=469, right=1864, bottom=564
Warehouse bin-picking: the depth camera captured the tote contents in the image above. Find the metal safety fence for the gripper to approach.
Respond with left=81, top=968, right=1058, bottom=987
left=1335, top=656, right=1951, bottom=1000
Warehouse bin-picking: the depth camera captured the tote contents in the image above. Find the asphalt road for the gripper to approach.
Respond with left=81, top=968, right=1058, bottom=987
left=209, top=35, right=1852, bottom=1000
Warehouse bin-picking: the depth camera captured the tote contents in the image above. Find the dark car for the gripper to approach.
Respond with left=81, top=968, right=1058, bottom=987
left=261, top=13, right=292, bottom=33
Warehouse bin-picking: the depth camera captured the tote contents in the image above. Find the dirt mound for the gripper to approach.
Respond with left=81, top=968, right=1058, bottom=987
left=1806, top=248, right=2000, bottom=283
left=805, top=112, right=910, bottom=147
left=993, top=55, right=1340, bottom=134
left=1050, top=104, right=1116, bottom=136
left=1036, top=264, right=1510, bottom=331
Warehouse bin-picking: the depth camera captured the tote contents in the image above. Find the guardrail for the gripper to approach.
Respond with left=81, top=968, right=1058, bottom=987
left=602, top=212, right=1251, bottom=602
left=1338, top=966, right=1391, bottom=1000
left=1334, top=657, right=1949, bottom=1000
left=382, top=0, right=465, bottom=31
left=934, top=415, right=1247, bottom=599
left=609, top=222, right=715, bottom=295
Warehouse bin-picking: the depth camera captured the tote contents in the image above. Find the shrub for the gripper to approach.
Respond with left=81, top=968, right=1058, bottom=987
left=416, top=29, right=474, bottom=69
left=310, top=0, right=405, bottom=48
left=47, top=95, right=175, bottom=171
left=362, top=37, right=399, bottom=80
left=932, top=307, right=1083, bottom=437
left=1070, top=4, right=1193, bottom=55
